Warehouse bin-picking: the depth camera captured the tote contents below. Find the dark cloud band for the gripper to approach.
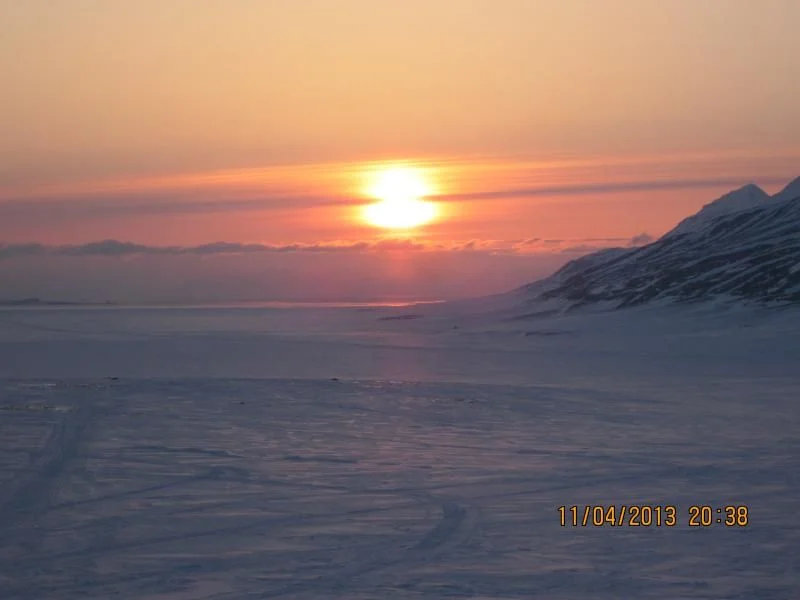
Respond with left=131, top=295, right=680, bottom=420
left=0, top=176, right=790, bottom=224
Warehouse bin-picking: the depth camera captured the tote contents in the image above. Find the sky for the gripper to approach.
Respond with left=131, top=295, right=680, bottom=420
left=1, top=0, right=799, bottom=303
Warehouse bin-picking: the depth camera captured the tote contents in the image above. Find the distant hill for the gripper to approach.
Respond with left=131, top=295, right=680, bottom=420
left=517, top=176, right=800, bottom=310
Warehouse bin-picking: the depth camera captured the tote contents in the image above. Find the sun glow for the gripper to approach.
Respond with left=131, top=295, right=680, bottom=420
left=362, top=166, right=439, bottom=229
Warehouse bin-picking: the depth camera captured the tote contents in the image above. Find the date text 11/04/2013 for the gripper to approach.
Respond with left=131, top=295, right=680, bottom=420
left=557, top=505, right=749, bottom=527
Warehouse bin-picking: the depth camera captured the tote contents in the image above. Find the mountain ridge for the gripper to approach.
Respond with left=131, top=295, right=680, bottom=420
left=517, top=176, right=800, bottom=310
left=664, top=183, right=770, bottom=238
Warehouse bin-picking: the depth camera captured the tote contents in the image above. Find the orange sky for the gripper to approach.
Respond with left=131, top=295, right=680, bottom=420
left=1, top=150, right=797, bottom=246
left=0, top=1, right=798, bottom=301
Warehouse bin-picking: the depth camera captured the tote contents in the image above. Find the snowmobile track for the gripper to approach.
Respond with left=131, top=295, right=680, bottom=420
left=0, top=400, right=94, bottom=534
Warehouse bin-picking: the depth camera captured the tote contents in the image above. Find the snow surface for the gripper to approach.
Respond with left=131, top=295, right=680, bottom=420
left=0, top=304, right=799, bottom=599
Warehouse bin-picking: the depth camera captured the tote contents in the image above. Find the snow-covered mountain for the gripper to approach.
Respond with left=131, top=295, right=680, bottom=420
left=664, top=183, right=770, bottom=237
left=518, top=176, right=800, bottom=309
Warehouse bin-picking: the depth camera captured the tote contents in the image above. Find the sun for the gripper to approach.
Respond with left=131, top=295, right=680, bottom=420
left=362, top=166, right=438, bottom=229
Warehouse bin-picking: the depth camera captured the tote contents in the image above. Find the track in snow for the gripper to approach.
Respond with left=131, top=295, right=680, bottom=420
left=0, top=377, right=797, bottom=599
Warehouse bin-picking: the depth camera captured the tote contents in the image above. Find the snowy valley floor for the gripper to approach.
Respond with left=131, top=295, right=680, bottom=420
left=0, top=304, right=798, bottom=599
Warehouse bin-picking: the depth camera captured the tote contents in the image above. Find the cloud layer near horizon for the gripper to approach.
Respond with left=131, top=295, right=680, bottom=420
left=0, top=234, right=656, bottom=304
left=0, top=233, right=654, bottom=260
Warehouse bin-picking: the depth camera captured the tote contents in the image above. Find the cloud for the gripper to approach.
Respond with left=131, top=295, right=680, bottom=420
left=0, top=239, right=426, bottom=259
left=0, top=193, right=360, bottom=223
left=0, top=243, right=48, bottom=258
left=510, top=235, right=652, bottom=254
left=60, top=240, right=172, bottom=256
left=629, top=232, right=655, bottom=246
left=0, top=234, right=655, bottom=260
left=1, top=175, right=792, bottom=225
left=431, top=177, right=792, bottom=203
